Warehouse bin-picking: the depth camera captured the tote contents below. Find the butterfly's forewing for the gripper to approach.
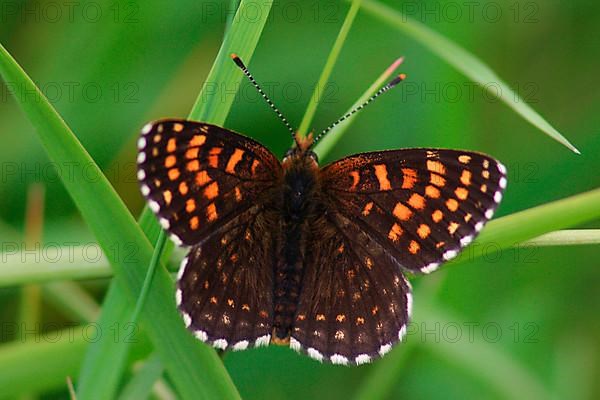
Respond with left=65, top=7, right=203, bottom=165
left=137, top=119, right=281, bottom=349
left=320, top=149, right=507, bottom=273
left=291, top=149, right=506, bottom=364
left=136, top=119, right=281, bottom=246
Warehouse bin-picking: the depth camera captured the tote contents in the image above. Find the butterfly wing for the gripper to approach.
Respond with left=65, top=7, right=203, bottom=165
left=290, top=149, right=506, bottom=364
left=137, top=119, right=281, bottom=349
left=320, top=149, right=507, bottom=273
left=290, top=216, right=412, bottom=365
left=136, top=119, right=281, bottom=246
left=176, top=206, right=277, bottom=349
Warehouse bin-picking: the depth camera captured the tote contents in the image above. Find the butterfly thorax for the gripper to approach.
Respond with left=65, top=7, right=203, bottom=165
left=272, top=149, right=320, bottom=343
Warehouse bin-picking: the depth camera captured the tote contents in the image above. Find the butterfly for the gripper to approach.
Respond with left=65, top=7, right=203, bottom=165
left=136, top=55, right=507, bottom=365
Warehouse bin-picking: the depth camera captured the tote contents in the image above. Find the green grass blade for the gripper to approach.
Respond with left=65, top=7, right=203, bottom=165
left=0, top=327, right=88, bottom=399
left=523, top=229, right=600, bottom=247
left=130, top=230, right=167, bottom=325
left=0, top=43, right=239, bottom=400
left=360, top=0, right=580, bottom=154
left=467, top=188, right=600, bottom=259
left=42, top=282, right=100, bottom=323
left=297, top=0, right=363, bottom=137
left=0, top=248, right=112, bottom=286
left=313, top=57, right=404, bottom=158
left=191, top=0, right=275, bottom=125
left=118, top=354, right=165, bottom=400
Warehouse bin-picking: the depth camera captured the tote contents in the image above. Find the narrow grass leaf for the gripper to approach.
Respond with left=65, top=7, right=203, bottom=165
left=298, top=0, right=363, bottom=137
left=313, top=57, right=404, bottom=159
left=118, top=354, right=165, bottom=400
left=522, top=229, right=600, bottom=247
left=191, top=0, right=275, bottom=125
left=360, top=0, right=580, bottom=154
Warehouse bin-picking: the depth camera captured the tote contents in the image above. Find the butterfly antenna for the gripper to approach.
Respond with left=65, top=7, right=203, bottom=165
left=312, top=73, right=407, bottom=145
left=231, top=54, right=296, bottom=141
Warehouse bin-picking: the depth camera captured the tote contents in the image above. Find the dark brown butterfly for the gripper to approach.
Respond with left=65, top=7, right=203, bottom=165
left=136, top=56, right=507, bottom=365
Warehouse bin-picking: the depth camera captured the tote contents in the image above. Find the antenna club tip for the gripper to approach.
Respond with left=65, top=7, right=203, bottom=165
left=230, top=53, right=245, bottom=69
left=388, top=73, right=407, bottom=87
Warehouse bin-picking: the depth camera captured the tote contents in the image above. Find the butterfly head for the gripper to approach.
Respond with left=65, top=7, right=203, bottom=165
left=283, top=132, right=319, bottom=168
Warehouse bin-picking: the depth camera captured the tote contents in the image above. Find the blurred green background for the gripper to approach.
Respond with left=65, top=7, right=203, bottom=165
left=1, top=0, right=598, bottom=399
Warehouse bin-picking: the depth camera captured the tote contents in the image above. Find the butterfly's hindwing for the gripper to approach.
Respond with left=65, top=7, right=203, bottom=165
left=290, top=210, right=412, bottom=365
left=321, top=149, right=507, bottom=273
left=136, top=119, right=281, bottom=246
left=177, top=206, right=276, bottom=349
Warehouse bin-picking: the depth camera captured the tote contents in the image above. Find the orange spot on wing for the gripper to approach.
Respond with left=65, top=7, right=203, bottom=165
left=432, top=209, right=443, bottom=222
left=187, top=160, right=200, bottom=172
left=388, top=223, right=403, bottom=242
left=186, top=199, right=196, bottom=213
left=173, top=123, right=184, bottom=132
left=430, top=173, right=446, bottom=187
left=190, top=134, right=206, bottom=147
left=208, top=147, right=222, bottom=168
left=349, top=171, right=360, bottom=190
left=234, top=186, right=242, bottom=201
left=427, top=160, right=446, bottom=175
left=425, top=185, right=440, bottom=198
left=190, top=216, right=199, bottom=230
left=401, top=168, right=418, bottom=189
left=167, top=138, right=176, bottom=153
left=168, top=168, right=180, bottom=181
left=455, top=187, right=469, bottom=200
left=165, top=155, right=176, bottom=168
left=417, top=224, right=431, bottom=239
left=226, top=148, right=245, bottom=174
left=179, top=181, right=189, bottom=195
left=185, top=147, right=199, bottom=159
left=163, top=190, right=172, bottom=205
left=374, top=164, right=391, bottom=191
left=458, top=155, right=471, bottom=164
left=460, top=170, right=472, bottom=186
left=195, top=170, right=211, bottom=186
left=206, top=203, right=218, bottom=221
left=408, top=193, right=426, bottom=210
left=362, top=201, right=373, bottom=216
left=482, top=170, right=490, bottom=179
left=393, top=202, right=412, bottom=221
left=446, top=198, right=459, bottom=211
left=481, top=184, right=488, bottom=193
left=448, top=222, right=459, bottom=234
left=204, top=181, right=219, bottom=200
left=251, top=159, right=260, bottom=175
left=409, top=240, right=420, bottom=254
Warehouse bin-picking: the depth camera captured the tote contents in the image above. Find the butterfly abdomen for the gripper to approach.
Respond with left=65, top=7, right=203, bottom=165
left=272, top=156, right=320, bottom=343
